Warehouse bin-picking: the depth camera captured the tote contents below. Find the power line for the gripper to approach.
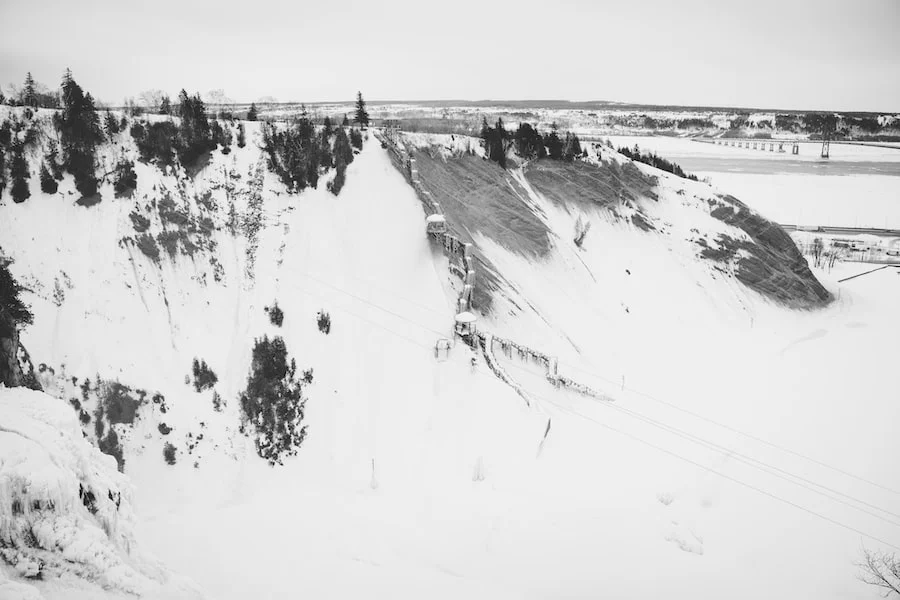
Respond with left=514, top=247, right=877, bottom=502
left=277, top=264, right=900, bottom=549
left=557, top=358, right=900, bottom=497
left=541, top=397, right=900, bottom=551
left=507, top=360, right=900, bottom=527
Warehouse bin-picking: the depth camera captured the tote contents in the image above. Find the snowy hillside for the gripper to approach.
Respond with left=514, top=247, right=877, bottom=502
left=1, top=108, right=898, bottom=599
left=0, top=387, right=202, bottom=599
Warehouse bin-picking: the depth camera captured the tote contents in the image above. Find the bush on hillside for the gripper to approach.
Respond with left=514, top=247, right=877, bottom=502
left=316, top=311, right=331, bottom=334
left=135, top=233, right=160, bottom=262
left=113, top=157, right=137, bottom=196
left=163, top=442, right=177, bottom=465
left=265, top=302, right=284, bottom=327
left=239, top=336, right=309, bottom=465
left=618, top=144, right=698, bottom=181
left=129, top=211, right=151, bottom=233
left=191, top=358, right=218, bottom=392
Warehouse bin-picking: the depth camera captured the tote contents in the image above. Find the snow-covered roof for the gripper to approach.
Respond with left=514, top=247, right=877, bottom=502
left=426, top=214, right=446, bottom=223
left=455, top=311, right=477, bottom=324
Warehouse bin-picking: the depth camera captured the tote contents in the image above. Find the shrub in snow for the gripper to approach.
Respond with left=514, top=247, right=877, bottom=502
left=265, top=302, right=284, bottom=326
left=191, top=358, right=218, bottom=392
left=239, top=336, right=309, bottom=465
left=163, top=442, right=177, bottom=465
left=212, top=390, right=224, bottom=412
left=158, top=422, right=172, bottom=435
left=317, top=310, right=331, bottom=334
left=113, top=157, right=138, bottom=196
left=135, top=233, right=160, bottom=262
left=130, top=211, right=151, bottom=233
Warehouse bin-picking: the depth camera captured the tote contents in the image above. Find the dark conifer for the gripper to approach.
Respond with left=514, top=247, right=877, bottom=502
left=10, top=141, right=31, bottom=203
left=354, top=92, right=369, bottom=128
left=247, top=103, right=258, bottom=121
left=39, top=162, right=58, bottom=193
left=22, top=72, right=37, bottom=107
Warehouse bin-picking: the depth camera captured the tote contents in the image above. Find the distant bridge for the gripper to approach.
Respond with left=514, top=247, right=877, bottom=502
left=693, top=137, right=900, bottom=158
left=778, top=224, right=900, bottom=238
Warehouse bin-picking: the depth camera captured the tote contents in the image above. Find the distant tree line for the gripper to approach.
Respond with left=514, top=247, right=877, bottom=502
left=617, top=144, right=698, bottom=181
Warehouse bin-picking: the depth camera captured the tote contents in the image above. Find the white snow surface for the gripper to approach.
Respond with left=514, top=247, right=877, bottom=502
left=0, top=387, right=202, bottom=599
left=0, top=110, right=898, bottom=599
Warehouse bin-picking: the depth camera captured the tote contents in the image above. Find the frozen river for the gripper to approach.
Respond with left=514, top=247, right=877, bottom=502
left=606, top=136, right=900, bottom=228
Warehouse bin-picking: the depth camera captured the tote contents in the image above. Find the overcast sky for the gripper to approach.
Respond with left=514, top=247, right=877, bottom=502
left=1, top=0, right=898, bottom=112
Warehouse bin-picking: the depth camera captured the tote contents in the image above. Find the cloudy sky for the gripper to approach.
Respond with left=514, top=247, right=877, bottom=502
left=1, top=0, right=897, bottom=111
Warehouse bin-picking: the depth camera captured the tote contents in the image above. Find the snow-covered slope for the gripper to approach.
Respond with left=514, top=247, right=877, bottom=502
left=0, top=387, right=202, bottom=599
left=1, top=110, right=898, bottom=599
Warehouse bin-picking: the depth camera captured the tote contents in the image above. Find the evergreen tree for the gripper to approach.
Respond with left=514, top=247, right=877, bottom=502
left=341, top=114, right=349, bottom=127
left=481, top=118, right=512, bottom=168
left=236, top=122, right=246, bottom=148
left=176, top=89, right=213, bottom=164
left=333, top=126, right=353, bottom=166
left=104, top=110, right=120, bottom=136
left=10, top=141, right=31, bottom=203
left=0, top=256, right=34, bottom=331
left=0, top=151, right=5, bottom=198
left=349, top=128, right=363, bottom=151
left=247, top=103, right=258, bottom=121
left=322, top=116, right=333, bottom=138
left=0, top=91, right=5, bottom=106
left=22, top=72, right=37, bottom=107
left=55, top=69, right=103, bottom=197
left=39, top=162, right=58, bottom=193
left=354, top=92, right=369, bottom=127
left=563, top=132, right=582, bottom=161
left=543, top=124, right=563, bottom=160
left=159, top=95, right=171, bottom=115
left=514, top=123, right=545, bottom=159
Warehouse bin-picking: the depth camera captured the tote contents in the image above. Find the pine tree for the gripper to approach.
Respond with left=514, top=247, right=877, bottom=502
left=39, top=162, right=57, bottom=193
left=247, top=103, right=258, bottom=121
left=104, top=110, right=120, bottom=136
left=10, top=141, right=31, bottom=203
left=341, top=114, right=349, bottom=127
left=22, top=72, right=37, bottom=107
left=543, top=124, right=563, bottom=160
left=354, top=92, right=369, bottom=128
left=56, top=69, right=103, bottom=197
left=236, top=122, right=246, bottom=148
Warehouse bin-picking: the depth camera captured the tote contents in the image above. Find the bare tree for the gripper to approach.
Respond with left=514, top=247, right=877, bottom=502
left=857, top=547, right=900, bottom=597
left=138, top=89, right=166, bottom=112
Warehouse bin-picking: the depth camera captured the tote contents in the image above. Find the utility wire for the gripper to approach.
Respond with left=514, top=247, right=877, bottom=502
left=279, top=264, right=900, bottom=549
left=557, top=358, right=900, bottom=497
